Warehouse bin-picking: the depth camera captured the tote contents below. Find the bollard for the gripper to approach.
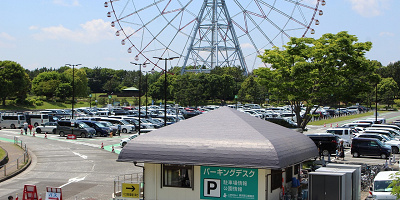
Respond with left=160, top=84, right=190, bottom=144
left=101, top=142, right=104, bottom=149
left=112, top=145, right=115, bottom=153
left=33, top=131, right=35, bottom=137
left=21, top=129, right=23, bottom=135
left=45, top=133, right=47, bottom=139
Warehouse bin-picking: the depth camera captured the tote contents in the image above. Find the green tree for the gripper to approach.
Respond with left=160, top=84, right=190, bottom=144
left=32, top=71, right=61, bottom=100
left=238, top=76, right=264, bottom=104
left=63, top=67, right=88, bottom=97
left=378, top=61, right=400, bottom=86
left=378, top=77, right=398, bottom=109
left=0, top=60, right=31, bottom=106
left=258, top=31, right=378, bottom=130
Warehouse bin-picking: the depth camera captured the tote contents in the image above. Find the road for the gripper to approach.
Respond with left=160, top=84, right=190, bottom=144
left=0, top=130, right=141, bottom=200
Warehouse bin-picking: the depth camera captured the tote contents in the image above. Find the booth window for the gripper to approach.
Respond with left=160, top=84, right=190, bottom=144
left=163, top=164, right=193, bottom=188
left=271, top=169, right=282, bottom=192
left=286, top=166, right=293, bottom=183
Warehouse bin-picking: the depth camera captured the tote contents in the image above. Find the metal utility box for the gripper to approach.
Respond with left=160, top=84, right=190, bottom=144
left=309, top=171, right=346, bottom=200
left=316, top=167, right=356, bottom=200
left=326, top=163, right=361, bottom=200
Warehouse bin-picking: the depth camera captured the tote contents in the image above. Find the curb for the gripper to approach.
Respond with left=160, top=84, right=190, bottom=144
left=0, top=149, right=32, bottom=183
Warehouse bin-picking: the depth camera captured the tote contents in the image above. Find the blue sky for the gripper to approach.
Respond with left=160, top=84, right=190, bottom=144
left=0, top=0, right=398, bottom=71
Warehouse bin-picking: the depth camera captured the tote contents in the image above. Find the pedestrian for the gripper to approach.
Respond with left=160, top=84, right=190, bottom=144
left=338, top=140, right=345, bottom=160
left=8, top=195, right=13, bottom=200
left=28, top=123, right=33, bottom=135
left=317, top=141, right=323, bottom=160
left=23, top=121, right=28, bottom=135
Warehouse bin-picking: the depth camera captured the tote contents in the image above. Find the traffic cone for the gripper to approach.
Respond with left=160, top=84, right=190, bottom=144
left=336, top=124, right=338, bottom=127
left=330, top=124, right=332, bottom=127
left=45, top=133, right=47, bottom=139
left=15, top=193, right=18, bottom=200
left=33, top=131, right=35, bottom=137
left=324, top=123, right=326, bottom=127
left=20, top=129, right=23, bottom=135
left=101, top=142, right=104, bottom=149
left=112, top=145, right=115, bottom=153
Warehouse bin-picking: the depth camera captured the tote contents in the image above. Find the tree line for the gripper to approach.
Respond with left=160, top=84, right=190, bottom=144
left=1, top=32, right=400, bottom=120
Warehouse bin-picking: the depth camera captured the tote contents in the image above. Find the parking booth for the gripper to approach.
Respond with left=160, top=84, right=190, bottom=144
left=117, top=107, right=318, bottom=200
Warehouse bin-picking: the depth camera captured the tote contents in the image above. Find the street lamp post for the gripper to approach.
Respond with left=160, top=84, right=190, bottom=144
left=131, top=62, right=149, bottom=134
left=153, top=56, right=179, bottom=126
left=65, top=64, right=81, bottom=120
left=145, top=68, right=156, bottom=118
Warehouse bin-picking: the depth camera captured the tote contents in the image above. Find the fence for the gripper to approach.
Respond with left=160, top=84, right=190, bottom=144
left=0, top=136, right=30, bottom=178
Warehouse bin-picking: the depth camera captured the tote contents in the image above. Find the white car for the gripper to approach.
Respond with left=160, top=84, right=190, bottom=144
left=120, top=134, right=139, bottom=147
left=35, top=122, right=58, bottom=134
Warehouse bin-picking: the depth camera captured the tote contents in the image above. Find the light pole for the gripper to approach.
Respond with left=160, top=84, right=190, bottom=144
left=66, top=64, right=81, bottom=120
left=153, top=56, right=179, bottom=126
left=145, top=68, right=156, bottom=118
left=131, top=62, right=149, bottom=134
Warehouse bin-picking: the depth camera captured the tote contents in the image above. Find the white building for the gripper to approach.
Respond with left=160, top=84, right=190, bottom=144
left=118, top=107, right=318, bottom=200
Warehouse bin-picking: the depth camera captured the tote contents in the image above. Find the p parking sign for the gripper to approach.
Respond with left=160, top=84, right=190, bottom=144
left=200, top=166, right=258, bottom=199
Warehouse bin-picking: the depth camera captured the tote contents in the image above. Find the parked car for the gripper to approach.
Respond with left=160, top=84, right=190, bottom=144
left=326, top=127, right=356, bottom=146
left=56, top=120, right=96, bottom=138
left=371, top=171, right=399, bottom=199
left=351, top=138, right=391, bottom=159
left=306, top=133, right=339, bottom=156
left=98, top=121, right=118, bottom=135
left=120, top=134, right=139, bottom=147
left=79, top=120, right=114, bottom=137
left=340, top=123, right=371, bottom=129
left=35, top=122, right=58, bottom=134
left=355, top=134, right=400, bottom=154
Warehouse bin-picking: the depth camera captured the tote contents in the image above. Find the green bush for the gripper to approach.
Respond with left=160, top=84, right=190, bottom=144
left=35, top=100, right=44, bottom=106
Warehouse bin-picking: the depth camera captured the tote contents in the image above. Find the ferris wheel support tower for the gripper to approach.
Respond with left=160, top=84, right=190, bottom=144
left=181, top=0, right=248, bottom=75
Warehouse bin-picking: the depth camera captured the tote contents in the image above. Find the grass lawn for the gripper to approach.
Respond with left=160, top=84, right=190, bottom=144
left=0, top=147, right=6, bottom=159
left=307, top=111, right=387, bottom=126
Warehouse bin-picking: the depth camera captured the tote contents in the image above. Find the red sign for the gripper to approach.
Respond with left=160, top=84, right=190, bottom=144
left=67, top=134, right=76, bottom=140
left=23, top=185, right=38, bottom=200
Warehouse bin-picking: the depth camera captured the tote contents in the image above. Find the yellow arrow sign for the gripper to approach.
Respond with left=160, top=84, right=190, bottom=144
left=122, top=183, right=140, bottom=198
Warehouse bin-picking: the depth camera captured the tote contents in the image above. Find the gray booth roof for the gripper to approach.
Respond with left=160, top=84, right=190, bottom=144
left=117, top=107, right=318, bottom=169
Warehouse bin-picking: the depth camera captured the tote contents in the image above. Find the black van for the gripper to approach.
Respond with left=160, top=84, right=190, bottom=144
left=351, top=138, right=391, bottom=159
left=306, top=133, right=339, bottom=156
left=56, top=120, right=96, bottom=138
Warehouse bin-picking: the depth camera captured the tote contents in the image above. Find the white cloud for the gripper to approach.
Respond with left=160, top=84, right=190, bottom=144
left=29, top=26, right=39, bottom=30
left=0, top=32, right=16, bottom=41
left=348, top=0, right=391, bottom=17
left=379, top=32, right=395, bottom=37
left=31, top=19, right=117, bottom=44
left=53, top=0, right=80, bottom=7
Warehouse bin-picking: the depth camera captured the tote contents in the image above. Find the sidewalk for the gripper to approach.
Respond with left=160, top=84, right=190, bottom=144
left=0, top=140, right=30, bottom=182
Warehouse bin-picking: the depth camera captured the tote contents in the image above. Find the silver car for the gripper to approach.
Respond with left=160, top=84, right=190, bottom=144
left=35, top=122, right=58, bottom=134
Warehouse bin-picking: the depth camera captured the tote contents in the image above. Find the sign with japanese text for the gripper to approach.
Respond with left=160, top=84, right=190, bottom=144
left=122, top=183, right=140, bottom=199
left=200, top=166, right=258, bottom=200
left=45, top=192, right=61, bottom=200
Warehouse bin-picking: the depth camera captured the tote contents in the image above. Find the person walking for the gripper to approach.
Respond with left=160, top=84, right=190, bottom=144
left=338, top=140, right=345, bottom=160
left=8, top=195, right=13, bottom=200
left=23, top=121, right=28, bottom=135
left=28, top=123, right=33, bottom=135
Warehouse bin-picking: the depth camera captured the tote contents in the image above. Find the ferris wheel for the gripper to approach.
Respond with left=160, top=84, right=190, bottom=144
left=105, top=0, right=325, bottom=74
